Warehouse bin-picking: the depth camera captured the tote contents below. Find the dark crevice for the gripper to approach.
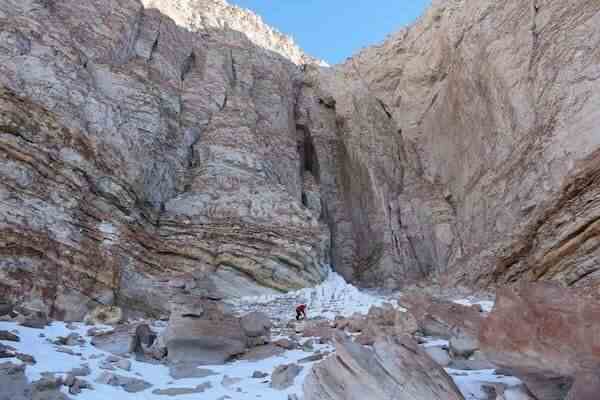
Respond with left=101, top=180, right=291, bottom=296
left=529, top=0, right=540, bottom=76
left=220, top=93, right=228, bottom=111
left=301, top=192, right=308, bottom=207
left=230, top=50, right=237, bottom=86
left=148, top=20, right=162, bottom=63
left=377, top=98, right=393, bottom=119
left=297, top=124, right=320, bottom=183
left=181, top=51, right=196, bottom=82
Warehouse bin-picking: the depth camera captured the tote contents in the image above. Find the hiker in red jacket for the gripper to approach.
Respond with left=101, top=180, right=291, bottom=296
left=296, top=304, right=307, bottom=320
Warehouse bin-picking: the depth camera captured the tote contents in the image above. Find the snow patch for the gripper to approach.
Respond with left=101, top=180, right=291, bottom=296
left=446, top=368, right=523, bottom=400
left=229, top=267, right=403, bottom=319
left=0, top=321, right=332, bottom=400
left=453, top=297, right=495, bottom=313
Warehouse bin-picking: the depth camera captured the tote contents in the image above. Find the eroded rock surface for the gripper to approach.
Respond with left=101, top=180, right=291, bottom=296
left=0, top=0, right=330, bottom=317
left=341, top=0, right=600, bottom=290
left=481, top=283, right=600, bottom=399
left=1, top=0, right=600, bottom=319
left=304, top=334, right=464, bottom=400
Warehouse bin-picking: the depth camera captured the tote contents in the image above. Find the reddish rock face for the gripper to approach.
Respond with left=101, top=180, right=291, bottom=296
left=480, top=283, right=600, bottom=399
left=401, top=293, right=484, bottom=339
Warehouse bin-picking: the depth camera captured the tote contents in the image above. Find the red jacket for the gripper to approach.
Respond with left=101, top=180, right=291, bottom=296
left=296, top=304, right=306, bottom=313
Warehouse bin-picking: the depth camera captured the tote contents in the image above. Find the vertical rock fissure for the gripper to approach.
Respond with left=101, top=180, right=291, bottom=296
left=181, top=51, right=196, bottom=82
left=148, top=19, right=162, bottom=63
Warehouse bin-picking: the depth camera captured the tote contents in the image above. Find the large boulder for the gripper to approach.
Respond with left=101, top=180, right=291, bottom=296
left=90, top=325, right=135, bottom=356
left=163, top=296, right=247, bottom=365
left=241, top=312, right=271, bottom=347
left=16, top=308, right=49, bottom=329
left=0, top=362, right=70, bottom=400
left=304, top=334, right=464, bottom=400
left=480, top=283, right=600, bottom=400
left=363, top=304, right=418, bottom=338
left=271, top=363, right=303, bottom=390
left=84, top=306, right=123, bottom=326
left=401, top=293, right=484, bottom=339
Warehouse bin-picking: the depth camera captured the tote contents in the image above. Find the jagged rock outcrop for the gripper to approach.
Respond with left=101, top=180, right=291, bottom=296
left=303, top=334, right=464, bottom=400
left=140, top=0, right=325, bottom=66
left=340, top=0, right=600, bottom=290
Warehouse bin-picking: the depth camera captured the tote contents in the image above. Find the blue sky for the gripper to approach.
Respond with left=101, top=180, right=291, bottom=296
left=230, top=1, right=431, bottom=64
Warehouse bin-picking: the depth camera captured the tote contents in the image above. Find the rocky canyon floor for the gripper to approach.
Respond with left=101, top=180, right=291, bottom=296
left=0, top=271, right=530, bottom=400
left=1, top=0, right=600, bottom=398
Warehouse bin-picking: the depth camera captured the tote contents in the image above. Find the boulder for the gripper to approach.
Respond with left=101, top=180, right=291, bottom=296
left=480, top=283, right=600, bottom=400
left=221, top=375, right=242, bottom=388
left=450, top=331, right=479, bottom=359
left=0, top=362, right=28, bottom=400
left=273, top=338, right=297, bottom=350
left=95, top=371, right=152, bottom=393
left=0, top=362, right=70, bottom=400
left=497, top=385, right=537, bottom=400
left=164, top=297, right=247, bottom=365
left=241, top=312, right=271, bottom=347
left=128, top=324, right=158, bottom=360
left=362, top=304, right=419, bottom=339
left=565, top=370, right=600, bottom=400
left=252, top=371, right=268, bottom=379
left=401, top=293, right=483, bottom=339
left=302, top=320, right=336, bottom=340
left=0, top=331, right=19, bottom=342
left=54, top=332, right=84, bottom=346
left=169, top=363, right=217, bottom=380
left=84, top=306, right=123, bottom=326
left=241, top=312, right=271, bottom=338
left=0, top=302, right=13, bottom=317
left=90, top=325, right=134, bottom=356
left=272, top=363, right=303, bottom=390
left=152, top=382, right=211, bottom=396
left=304, top=334, right=464, bottom=400
left=17, top=309, right=49, bottom=329
left=424, top=346, right=451, bottom=367
left=239, top=344, right=285, bottom=362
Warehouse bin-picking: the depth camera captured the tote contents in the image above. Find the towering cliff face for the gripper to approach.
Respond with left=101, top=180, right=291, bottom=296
left=343, top=0, right=600, bottom=290
left=0, top=0, right=332, bottom=319
left=0, top=0, right=599, bottom=319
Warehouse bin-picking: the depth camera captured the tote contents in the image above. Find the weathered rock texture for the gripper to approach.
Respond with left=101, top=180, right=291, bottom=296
left=140, top=0, right=325, bottom=66
left=0, top=0, right=331, bottom=317
left=481, top=283, right=600, bottom=399
left=303, top=334, right=464, bottom=400
left=341, top=0, right=600, bottom=290
left=1, top=0, right=600, bottom=317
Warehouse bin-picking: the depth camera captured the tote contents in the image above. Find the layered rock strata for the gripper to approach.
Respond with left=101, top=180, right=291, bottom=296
left=0, top=0, right=330, bottom=317
left=1, top=0, right=600, bottom=318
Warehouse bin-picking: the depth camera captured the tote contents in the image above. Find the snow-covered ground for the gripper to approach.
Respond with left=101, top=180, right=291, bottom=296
left=0, top=320, right=332, bottom=400
left=448, top=369, right=522, bottom=400
left=228, top=268, right=402, bottom=320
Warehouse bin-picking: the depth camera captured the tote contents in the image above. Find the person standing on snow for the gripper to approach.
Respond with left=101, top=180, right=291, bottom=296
left=296, top=304, right=307, bottom=320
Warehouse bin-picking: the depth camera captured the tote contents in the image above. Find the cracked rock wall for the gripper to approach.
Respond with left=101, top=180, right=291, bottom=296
left=343, top=0, right=600, bottom=290
left=1, top=0, right=599, bottom=319
left=0, top=0, right=330, bottom=319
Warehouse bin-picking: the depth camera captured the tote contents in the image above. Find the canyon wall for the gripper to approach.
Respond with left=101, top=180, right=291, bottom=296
left=342, top=0, right=600, bottom=291
left=0, top=0, right=599, bottom=318
left=0, top=0, right=332, bottom=319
